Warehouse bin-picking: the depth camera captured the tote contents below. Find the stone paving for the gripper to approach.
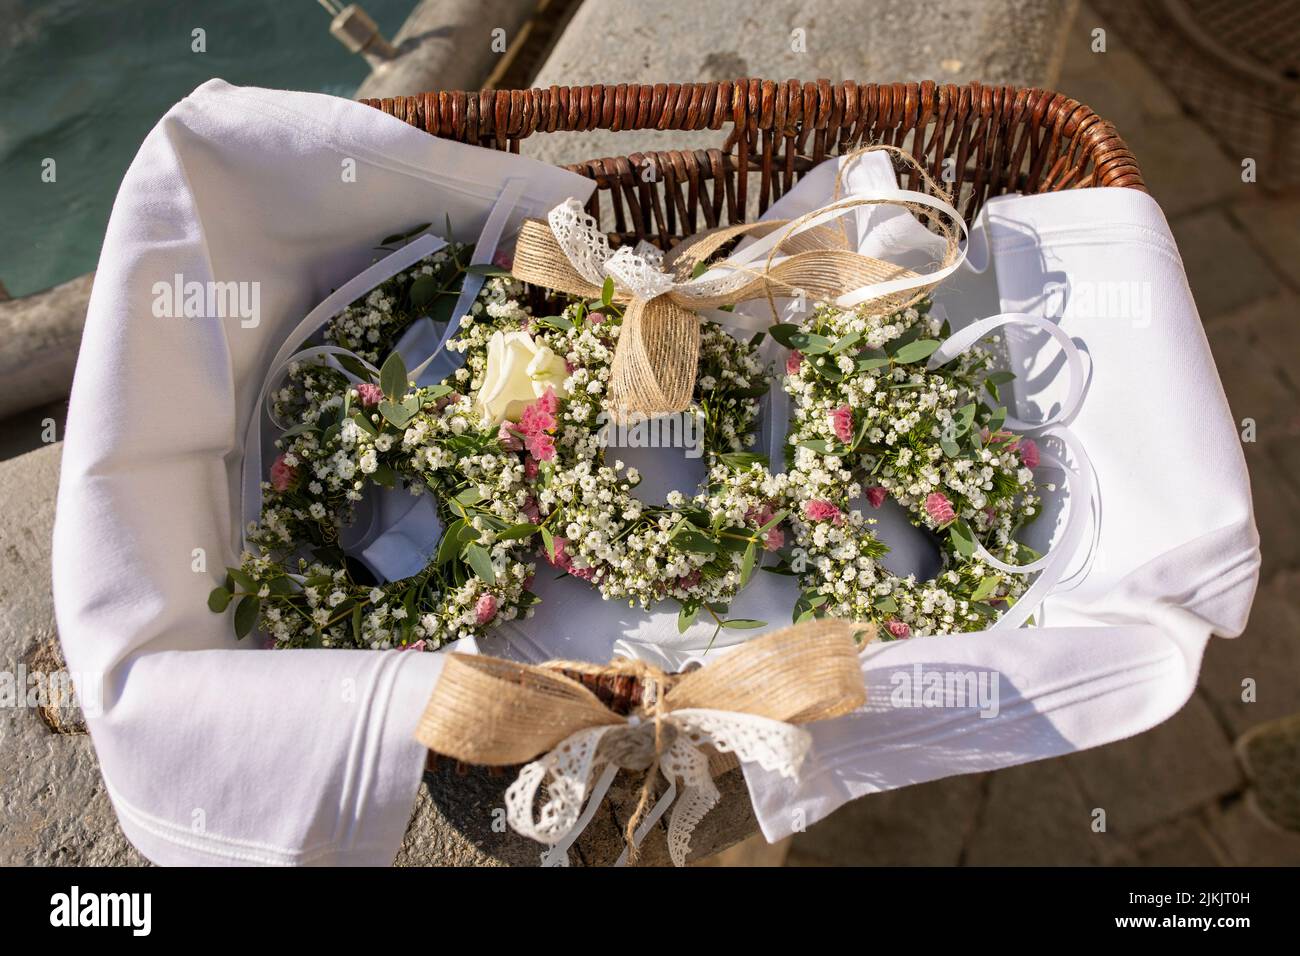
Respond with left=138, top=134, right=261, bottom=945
left=786, top=4, right=1300, bottom=867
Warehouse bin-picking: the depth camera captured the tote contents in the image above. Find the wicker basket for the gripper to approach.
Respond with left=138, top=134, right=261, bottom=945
left=364, top=78, right=1146, bottom=864
left=362, top=78, right=1145, bottom=709
left=362, top=79, right=1145, bottom=244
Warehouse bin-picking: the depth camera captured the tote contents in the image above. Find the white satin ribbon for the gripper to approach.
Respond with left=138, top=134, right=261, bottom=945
left=506, top=709, right=810, bottom=867
left=926, top=311, right=1093, bottom=629
left=240, top=234, right=445, bottom=548
left=240, top=181, right=525, bottom=574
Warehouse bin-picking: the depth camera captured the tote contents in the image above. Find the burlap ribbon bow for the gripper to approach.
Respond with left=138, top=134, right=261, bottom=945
left=510, top=145, right=958, bottom=418
left=416, top=619, right=871, bottom=865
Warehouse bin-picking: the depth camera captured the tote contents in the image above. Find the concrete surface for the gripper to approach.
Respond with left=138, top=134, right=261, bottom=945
left=0, top=443, right=147, bottom=866
left=0, top=272, right=90, bottom=419
left=354, top=0, right=538, bottom=99
left=520, top=0, right=1079, bottom=166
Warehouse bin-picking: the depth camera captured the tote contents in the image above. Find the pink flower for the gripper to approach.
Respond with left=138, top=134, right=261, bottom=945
left=866, top=486, right=888, bottom=509
left=830, top=404, right=854, bottom=444
left=435, top=390, right=459, bottom=412
left=525, top=432, right=556, bottom=462
left=519, top=404, right=555, bottom=436
left=400, top=639, right=427, bottom=652
left=886, top=619, right=911, bottom=639
left=497, top=422, right=523, bottom=452
left=786, top=350, right=803, bottom=375
left=677, top=570, right=702, bottom=590
left=521, top=497, right=540, bottom=523
left=524, top=456, right=539, bottom=479
left=543, top=536, right=571, bottom=569
left=804, top=499, right=844, bottom=525
left=474, top=593, right=499, bottom=626
left=925, top=492, right=956, bottom=525
left=544, top=536, right=596, bottom=581
left=356, top=382, right=384, bottom=407
left=269, top=453, right=299, bottom=492
left=762, top=526, right=785, bottom=551
left=588, top=310, right=607, bottom=324
left=1018, top=437, right=1040, bottom=469
left=492, top=248, right=514, bottom=270
left=518, top=388, right=559, bottom=462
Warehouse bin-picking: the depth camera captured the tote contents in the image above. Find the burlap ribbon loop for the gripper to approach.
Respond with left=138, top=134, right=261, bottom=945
left=510, top=144, right=959, bottom=417
left=416, top=618, right=872, bottom=865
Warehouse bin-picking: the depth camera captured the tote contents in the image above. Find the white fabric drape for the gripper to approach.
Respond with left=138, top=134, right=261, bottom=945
left=51, top=80, right=594, bottom=865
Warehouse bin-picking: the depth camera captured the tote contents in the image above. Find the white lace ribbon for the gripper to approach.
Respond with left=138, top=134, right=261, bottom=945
left=505, top=708, right=811, bottom=867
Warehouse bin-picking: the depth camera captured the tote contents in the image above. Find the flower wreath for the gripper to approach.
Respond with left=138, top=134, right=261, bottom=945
left=210, top=242, right=545, bottom=650
left=778, top=297, right=1043, bottom=638
left=212, top=231, right=1045, bottom=650
left=456, top=288, right=789, bottom=640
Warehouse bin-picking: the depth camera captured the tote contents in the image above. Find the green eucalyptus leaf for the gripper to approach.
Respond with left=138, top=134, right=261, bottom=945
left=453, top=487, right=483, bottom=506
left=892, top=339, right=941, bottom=364
left=672, top=530, right=718, bottom=554
left=379, top=351, right=409, bottom=401
left=336, top=354, right=375, bottom=381
left=768, top=324, right=802, bottom=348
left=207, top=586, right=233, bottom=613
left=949, top=520, right=976, bottom=558
left=721, top=618, right=765, bottom=629
left=437, top=520, right=465, bottom=565
left=496, top=523, right=539, bottom=542
left=740, top=541, right=757, bottom=586
left=719, top=451, right=769, bottom=470
left=351, top=412, right=379, bottom=437
left=409, top=276, right=439, bottom=310
left=464, top=542, right=496, bottom=584
left=534, top=314, right=574, bottom=332
left=971, top=576, right=1001, bottom=602
left=827, top=331, right=862, bottom=354
left=379, top=223, right=431, bottom=246
left=379, top=400, right=416, bottom=428
left=466, top=263, right=512, bottom=277
left=227, top=567, right=258, bottom=594
left=790, top=332, right=834, bottom=354
left=233, top=595, right=260, bottom=639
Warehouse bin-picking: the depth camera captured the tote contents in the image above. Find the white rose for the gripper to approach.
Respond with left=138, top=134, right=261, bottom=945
left=474, top=329, right=570, bottom=425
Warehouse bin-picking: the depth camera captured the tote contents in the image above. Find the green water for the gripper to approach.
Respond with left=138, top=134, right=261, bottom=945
left=1, top=0, right=415, bottom=297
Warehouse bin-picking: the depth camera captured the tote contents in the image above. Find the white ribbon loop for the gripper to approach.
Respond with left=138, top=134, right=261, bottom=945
left=505, top=707, right=812, bottom=867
